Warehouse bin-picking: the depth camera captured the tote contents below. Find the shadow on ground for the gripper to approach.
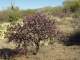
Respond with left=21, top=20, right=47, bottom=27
left=0, top=48, right=18, bottom=60
left=64, top=31, right=80, bottom=46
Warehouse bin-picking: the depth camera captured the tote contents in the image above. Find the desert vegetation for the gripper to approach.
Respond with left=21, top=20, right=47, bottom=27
left=0, top=0, right=80, bottom=60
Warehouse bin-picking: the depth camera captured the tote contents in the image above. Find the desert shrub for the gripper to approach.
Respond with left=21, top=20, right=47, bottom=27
left=0, top=7, right=21, bottom=23
left=63, top=0, right=80, bottom=12
left=5, top=13, right=57, bottom=55
left=70, top=17, right=80, bottom=30
left=71, top=10, right=80, bottom=18
left=8, top=7, right=21, bottom=23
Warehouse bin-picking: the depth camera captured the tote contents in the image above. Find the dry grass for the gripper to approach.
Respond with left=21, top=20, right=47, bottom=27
left=0, top=17, right=80, bottom=60
left=13, top=42, right=80, bottom=60
left=1, top=39, right=80, bottom=60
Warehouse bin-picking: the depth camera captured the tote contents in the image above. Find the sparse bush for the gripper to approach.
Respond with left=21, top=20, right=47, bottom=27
left=5, top=13, right=57, bottom=55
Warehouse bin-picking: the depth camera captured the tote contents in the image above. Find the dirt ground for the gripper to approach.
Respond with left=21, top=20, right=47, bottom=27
left=14, top=42, right=80, bottom=60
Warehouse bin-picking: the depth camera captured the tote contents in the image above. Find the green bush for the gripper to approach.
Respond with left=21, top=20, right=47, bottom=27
left=7, top=7, right=21, bottom=23
left=64, top=0, right=80, bottom=12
